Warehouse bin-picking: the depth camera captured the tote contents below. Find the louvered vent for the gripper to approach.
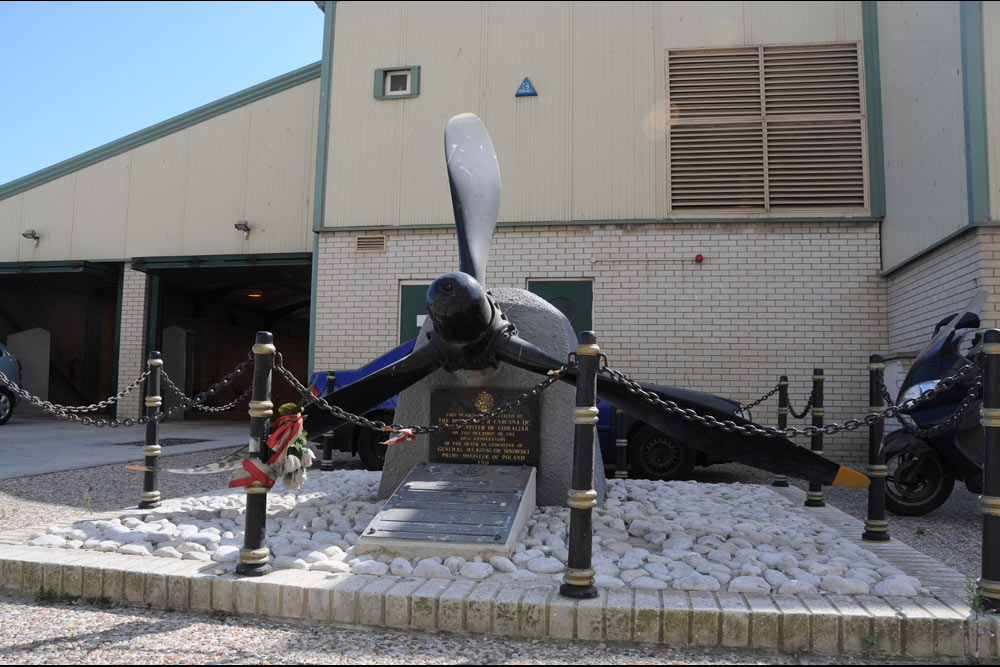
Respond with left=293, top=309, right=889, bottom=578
left=668, top=43, right=865, bottom=212
left=355, top=235, right=387, bottom=253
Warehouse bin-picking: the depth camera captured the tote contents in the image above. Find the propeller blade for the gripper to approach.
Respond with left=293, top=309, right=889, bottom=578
left=445, top=113, right=500, bottom=284
left=302, top=342, right=442, bottom=440
left=495, top=335, right=868, bottom=488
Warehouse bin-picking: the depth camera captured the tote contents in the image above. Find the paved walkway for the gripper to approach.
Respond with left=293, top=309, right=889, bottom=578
left=0, top=416, right=247, bottom=480
left=0, top=485, right=996, bottom=661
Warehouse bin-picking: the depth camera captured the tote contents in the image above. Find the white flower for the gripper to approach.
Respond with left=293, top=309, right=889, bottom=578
left=301, top=447, right=315, bottom=467
left=283, top=454, right=301, bottom=473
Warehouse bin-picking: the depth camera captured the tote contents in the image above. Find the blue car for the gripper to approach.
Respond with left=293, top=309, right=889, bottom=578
left=0, top=342, right=22, bottom=425
left=310, top=339, right=729, bottom=479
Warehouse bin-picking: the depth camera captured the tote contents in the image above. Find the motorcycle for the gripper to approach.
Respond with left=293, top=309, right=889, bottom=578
left=883, top=289, right=988, bottom=516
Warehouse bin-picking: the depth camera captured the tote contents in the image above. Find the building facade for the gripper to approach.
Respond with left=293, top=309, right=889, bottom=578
left=1, top=1, right=997, bottom=459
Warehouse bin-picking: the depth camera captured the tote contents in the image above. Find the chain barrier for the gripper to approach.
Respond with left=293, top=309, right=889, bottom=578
left=876, top=362, right=983, bottom=437
left=272, top=352, right=575, bottom=436
left=740, top=384, right=779, bottom=412
left=161, top=370, right=252, bottom=413
left=0, top=355, right=251, bottom=427
left=787, top=390, right=815, bottom=419
left=599, top=358, right=984, bottom=440
left=0, top=368, right=151, bottom=414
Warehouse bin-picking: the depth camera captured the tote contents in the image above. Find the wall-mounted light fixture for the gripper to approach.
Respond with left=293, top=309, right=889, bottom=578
left=234, top=220, right=250, bottom=240
left=21, top=229, right=39, bottom=247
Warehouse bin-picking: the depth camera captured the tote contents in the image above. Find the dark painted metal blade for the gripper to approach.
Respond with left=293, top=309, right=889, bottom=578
left=445, top=113, right=500, bottom=284
left=495, top=335, right=867, bottom=487
left=303, top=342, right=442, bottom=440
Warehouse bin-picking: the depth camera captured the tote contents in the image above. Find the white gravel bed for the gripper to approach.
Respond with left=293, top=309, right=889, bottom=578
left=22, top=470, right=924, bottom=597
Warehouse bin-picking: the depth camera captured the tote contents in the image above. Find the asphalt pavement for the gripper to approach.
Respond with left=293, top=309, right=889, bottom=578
left=0, top=414, right=248, bottom=480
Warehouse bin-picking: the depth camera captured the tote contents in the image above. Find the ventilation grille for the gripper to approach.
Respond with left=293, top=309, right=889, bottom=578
left=355, top=235, right=387, bottom=253
left=668, top=42, right=865, bottom=212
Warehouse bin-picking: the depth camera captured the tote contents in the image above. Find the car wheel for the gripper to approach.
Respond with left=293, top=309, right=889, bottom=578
left=0, top=388, right=13, bottom=425
left=356, top=410, right=394, bottom=471
left=628, top=425, right=695, bottom=481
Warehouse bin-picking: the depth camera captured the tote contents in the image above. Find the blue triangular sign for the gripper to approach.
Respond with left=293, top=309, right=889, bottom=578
left=515, top=77, right=537, bottom=97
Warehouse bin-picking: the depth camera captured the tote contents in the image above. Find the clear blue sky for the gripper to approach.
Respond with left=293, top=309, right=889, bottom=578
left=0, top=1, right=324, bottom=186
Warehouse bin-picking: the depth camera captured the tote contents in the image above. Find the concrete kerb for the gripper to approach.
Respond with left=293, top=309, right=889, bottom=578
left=0, top=487, right=997, bottom=661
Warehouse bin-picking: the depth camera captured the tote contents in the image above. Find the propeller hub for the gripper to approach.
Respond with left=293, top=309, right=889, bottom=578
left=426, top=272, right=495, bottom=344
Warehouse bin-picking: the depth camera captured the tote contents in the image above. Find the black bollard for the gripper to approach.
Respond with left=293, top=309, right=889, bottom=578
left=321, top=434, right=335, bottom=471
left=138, top=351, right=163, bottom=509
left=863, top=355, right=890, bottom=541
left=772, top=376, right=790, bottom=488
left=237, top=331, right=275, bottom=577
left=805, top=369, right=826, bottom=507
left=979, top=329, right=1000, bottom=612
left=613, top=407, right=628, bottom=480
left=560, top=331, right=600, bottom=600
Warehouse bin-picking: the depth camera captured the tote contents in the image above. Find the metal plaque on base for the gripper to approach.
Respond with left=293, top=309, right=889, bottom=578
left=357, top=462, right=536, bottom=560
left=429, top=388, right=540, bottom=467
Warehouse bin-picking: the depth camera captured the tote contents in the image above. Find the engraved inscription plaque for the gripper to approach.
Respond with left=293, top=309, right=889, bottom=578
left=429, top=388, right=540, bottom=466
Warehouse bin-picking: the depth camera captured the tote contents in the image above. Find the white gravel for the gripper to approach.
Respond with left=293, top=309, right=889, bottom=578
left=19, top=468, right=925, bottom=598
left=0, top=447, right=984, bottom=664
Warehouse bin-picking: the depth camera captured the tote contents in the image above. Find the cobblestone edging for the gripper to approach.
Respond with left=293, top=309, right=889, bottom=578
left=0, top=494, right=997, bottom=661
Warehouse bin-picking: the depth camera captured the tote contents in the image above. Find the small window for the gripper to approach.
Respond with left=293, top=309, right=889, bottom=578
left=374, top=66, right=421, bottom=99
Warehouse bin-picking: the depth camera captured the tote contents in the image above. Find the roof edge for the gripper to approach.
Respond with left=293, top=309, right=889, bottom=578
left=0, top=61, right=322, bottom=202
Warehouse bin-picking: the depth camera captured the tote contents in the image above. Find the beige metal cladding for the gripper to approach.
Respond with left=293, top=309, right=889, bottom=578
left=0, top=79, right=319, bottom=263
left=323, top=1, right=863, bottom=229
left=986, top=1, right=1000, bottom=220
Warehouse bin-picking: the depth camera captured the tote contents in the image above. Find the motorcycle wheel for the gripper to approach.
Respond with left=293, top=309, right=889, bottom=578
left=884, top=438, right=956, bottom=516
left=628, top=425, right=695, bottom=481
left=356, top=410, right=393, bottom=471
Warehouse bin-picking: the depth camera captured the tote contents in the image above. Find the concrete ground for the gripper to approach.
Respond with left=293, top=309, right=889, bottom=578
left=0, top=414, right=247, bottom=480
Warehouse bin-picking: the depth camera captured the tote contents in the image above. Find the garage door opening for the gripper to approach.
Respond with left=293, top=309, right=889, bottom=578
left=140, top=258, right=311, bottom=420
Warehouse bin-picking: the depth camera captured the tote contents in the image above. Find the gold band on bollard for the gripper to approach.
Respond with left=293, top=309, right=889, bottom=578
left=567, top=488, right=598, bottom=509
left=240, top=547, right=271, bottom=565
left=813, top=375, right=824, bottom=381
left=779, top=380, right=788, bottom=386
left=248, top=400, right=274, bottom=418
left=869, top=406, right=884, bottom=413
left=148, top=358, right=164, bottom=367
left=143, top=445, right=161, bottom=457
left=574, top=407, right=599, bottom=425
left=983, top=343, right=1000, bottom=355
left=615, top=438, right=628, bottom=449
left=980, top=495, right=1000, bottom=517
left=144, top=396, right=162, bottom=408
left=979, top=578, right=1000, bottom=599
left=252, top=343, right=277, bottom=355
left=141, top=491, right=161, bottom=503
left=778, top=406, right=788, bottom=414
left=807, top=491, right=824, bottom=501
left=866, top=465, right=888, bottom=478
left=245, top=481, right=269, bottom=495
left=868, top=363, right=885, bottom=371
left=563, top=568, right=595, bottom=587
left=981, top=408, right=1000, bottom=428
left=864, top=519, right=888, bottom=531
left=575, top=343, right=600, bottom=356
left=812, top=408, right=824, bottom=417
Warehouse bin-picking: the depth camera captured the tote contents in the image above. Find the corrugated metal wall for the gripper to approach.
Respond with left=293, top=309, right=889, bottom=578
left=323, top=0, right=863, bottom=228
left=0, top=79, right=320, bottom=263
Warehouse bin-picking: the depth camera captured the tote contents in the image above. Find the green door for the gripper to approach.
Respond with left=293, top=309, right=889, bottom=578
left=399, top=284, right=431, bottom=344
left=528, top=280, right=593, bottom=334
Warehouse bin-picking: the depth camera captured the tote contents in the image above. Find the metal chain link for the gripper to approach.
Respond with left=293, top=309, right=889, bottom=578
left=0, top=369, right=151, bottom=414
left=740, top=384, right=779, bottom=412
left=875, top=363, right=983, bottom=436
left=161, top=369, right=252, bottom=412
left=272, top=352, right=575, bottom=436
left=0, top=355, right=251, bottom=427
left=600, top=357, right=984, bottom=439
left=787, top=390, right=815, bottom=419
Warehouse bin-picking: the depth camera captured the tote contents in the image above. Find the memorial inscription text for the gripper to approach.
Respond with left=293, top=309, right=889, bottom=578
left=429, top=388, right=540, bottom=466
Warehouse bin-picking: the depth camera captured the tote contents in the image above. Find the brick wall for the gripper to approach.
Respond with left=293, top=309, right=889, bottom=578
left=115, top=264, right=148, bottom=420
left=315, top=221, right=885, bottom=459
left=886, top=229, right=984, bottom=356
